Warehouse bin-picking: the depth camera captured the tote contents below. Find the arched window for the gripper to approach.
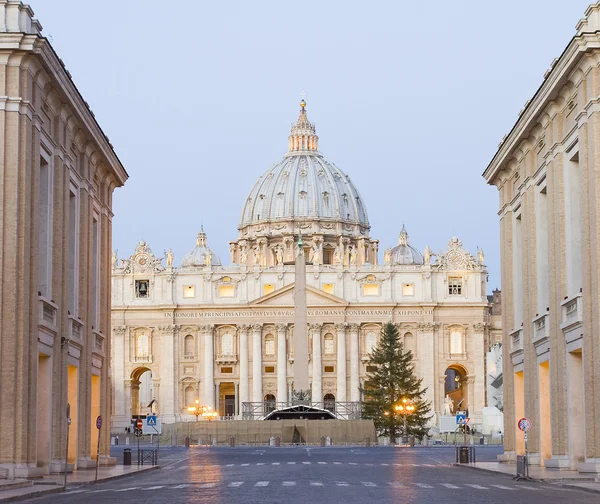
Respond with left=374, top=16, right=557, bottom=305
left=184, top=335, right=194, bottom=357
left=264, top=394, right=276, bottom=414
left=404, top=332, right=414, bottom=354
left=324, top=393, right=336, bottom=414
left=184, top=386, right=195, bottom=408
left=221, top=333, right=234, bottom=355
left=323, top=334, right=334, bottom=355
left=137, top=333, right=149, bottom=358
left=365, top=331, right=377, bottom=354
left=450, top=330, right=463, bottom=355
left=265, top=334, right=275, bottom=356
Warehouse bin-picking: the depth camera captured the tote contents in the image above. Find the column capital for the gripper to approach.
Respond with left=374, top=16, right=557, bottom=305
left=158, top=324, right=177, bottom=336
left=276, top=323, right=288, bottom=333
left=200, top=324, right=214, bottom=334
left=472, top=322, right=487, bottom=332
left=113, top=326, right=126, bottom=336
left=335, top=323, right=348, bottom=332
left=238, top=324, right=250, bottom=333
left=251, top=323, right=263, bottom=333
left=438, top=374, right=447, bottom=384
left=348, top=323, right=360, bottom=332
left=466, top=375, right=476, bottom=385
left=309, top=323, right=322, bottom=332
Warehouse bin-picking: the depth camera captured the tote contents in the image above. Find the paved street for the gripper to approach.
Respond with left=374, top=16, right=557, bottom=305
left=24, top=446, right=599, bottom=504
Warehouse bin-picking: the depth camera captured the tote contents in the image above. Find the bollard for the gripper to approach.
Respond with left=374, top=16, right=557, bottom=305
left=326, top=436, right=331, bottom=446
left=269, top=436, right=275, bottom=446
left=111, top=436, right=115, bottom=446
left=275, top=436, right=281, bottom=447
left=230, top=436, right=235, bottom=447
left=123, top=448, right=132, bottom=466
left=365, top=436, right=371, bottom=447
left=212, top=438, right=217, bottom=447
left=185, top=436, right=190, bottom=448
left=115, top=436, right=119, bottom=446
left=125, top=437, right=130, bottom=446
left=320, top=436, right=325, bottom=447
left=423, top=435, right=428, bottom=447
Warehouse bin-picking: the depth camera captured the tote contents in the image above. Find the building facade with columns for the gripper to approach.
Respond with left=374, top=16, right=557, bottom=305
left=0, top=2, right=128, bottom=478
left=483, top=3, right=600, bottom=473
left=112, top=101, right=490, bottom=429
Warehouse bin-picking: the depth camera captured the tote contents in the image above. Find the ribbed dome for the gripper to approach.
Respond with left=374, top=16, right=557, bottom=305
left=181, top=229, right=222, bottom=267
left=239, top=101, right=369, bottom=232
left=388, top=226, right=423, bottom=265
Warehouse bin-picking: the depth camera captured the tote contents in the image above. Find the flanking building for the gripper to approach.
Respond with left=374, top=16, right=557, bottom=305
left=0, top=2, right=127, bottom=478
left=483, top=2, right=600, bottom=473
left=111, top=101, right=491, bottom=431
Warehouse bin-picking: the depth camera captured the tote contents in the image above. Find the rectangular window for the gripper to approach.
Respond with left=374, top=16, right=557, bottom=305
left=265, top=338, right=275, bottom=356
left=366, top=365, right=378, bottom=373
left=68, top=190, right=78, bottom=314
left=323, top=283, right=335, bottom=295
left=263, top=284, right=275, bottom=295
left=183, top=285, right=195, bottom=298
left=323, top=249, right=333, bottom=265
left=402, top=283, right=414, bottom=296
left=221, top=367, right=233, bottom=374
left=324, top=365, right=335, bottom=373
left=135, top=280, right=150, bottom=298
left=218, top=285, right=235, bottom=298
left=448, top=277, right=462, bottom=296
left=265, top=366, right=275, bottom=373
left=450, top=331, right=463, bottom=354
left=363, top=284, right=378, bottom=296
left=323, top=337, right=335, bottom=355
left=38, top=155, right=52, bottom=297
left=91, top=217, right=99, bottom=328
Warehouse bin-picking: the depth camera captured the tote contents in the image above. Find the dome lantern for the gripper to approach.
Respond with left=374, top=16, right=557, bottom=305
left=288, top=99, right=319, bottom=153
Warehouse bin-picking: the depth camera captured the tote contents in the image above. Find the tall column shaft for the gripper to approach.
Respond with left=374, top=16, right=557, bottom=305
left=336, top=324, right=347, bottom=402
left=202, top=325, right=214, bottom=408
left=234, top=381, right=239, bottom=417
left=239, top=325, right=249, bottom=404
left=252, top=324, right=262, bottom=403
left=311, top=324, right=322, bottom=402
left=349, top=324, right=360, bottom=401
left=277, top=324, right=287, bottom=403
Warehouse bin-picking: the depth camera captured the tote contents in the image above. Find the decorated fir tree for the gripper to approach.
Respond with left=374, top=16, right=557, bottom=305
left=360, top=322, right=432, bottom=443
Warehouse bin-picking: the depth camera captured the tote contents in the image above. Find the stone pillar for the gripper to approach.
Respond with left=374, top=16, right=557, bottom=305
left=418, top=323, right=435, bottom=420
left=239, top=325, right=249, bottom=405
left=159, top=325, right=176, bottom=423
left=472, top=323, right=486, bottom=421
left=438, top=375, right=447, bottom=416
left=277, top=324, right=288, bottom=403
left=335, top=323, right=347, bottom=402
left=252, top=324, right=262, bottom=403
left=311, top=324, right=322, bottom=402
left=349, top=324, right=360, bottom=402
left=467, top=376, right=476, bottom=415
left=234, top=381, right=239, bottom=417
left=201, top=325, right=214, bottom=408
left=215, top=383, right=220, bottom=416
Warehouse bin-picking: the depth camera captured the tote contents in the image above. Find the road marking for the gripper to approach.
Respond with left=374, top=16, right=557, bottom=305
left=465, top=484, right=488, bottom=489
left=172, top=484, right=189, bottom=489
left=90, top=489, right=111, bottom=493
left=143, top=486, right=165, bottom=490
left=255, top=481, right=269, bottom=486
left=423, top=464, right=437, bottom=467
left=302, top=461, right=311, bottom=464
left=336, top=482, right=349, bottom=486
left=415, top=483, right=434, bottom=488
left=366, top=463, right=375, bottom=466
left=115, top=487, right=139, bottom=492
left=272, top=462, right=280, bottom=465
left=380, top=463, right=389, bottom=466
left=491, top=484, right=516, bottom=490
left=441, top=483, right=460, bottom=489
left=318, top=461, right=327, bottom=465
left=241, top=463, right=250, bottom=466
left=257, top=463, right=265, bottom=466
left=226, top=463, right=234, bottom=467
left=348, top=462, right=357, bottom=465
left=282, top=481, right=296, bottom=486
left=199, top=483, right=217, bottom=488
left=310, top=481, right=324, bottom=486
left=362, top=481, right=377, bottom=487
left=228, top=482, right=244, bottom=487
left=519, top=486, right=541, bottom=490
left=333, top=462, right=342, bottom=465
left=65, top=490, right=87, bottom=494
left=388, top=482, right=404, bottom=487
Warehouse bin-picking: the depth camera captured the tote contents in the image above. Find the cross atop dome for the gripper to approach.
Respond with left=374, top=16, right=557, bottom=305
left=288, top=98, right=319, bottom=153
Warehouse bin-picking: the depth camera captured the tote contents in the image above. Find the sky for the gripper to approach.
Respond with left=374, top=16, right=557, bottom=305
left=33, top=0, right=592, bottom=290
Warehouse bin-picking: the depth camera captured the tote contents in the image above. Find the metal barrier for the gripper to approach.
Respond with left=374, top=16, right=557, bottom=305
left=515, top=455, right=530, bottom=480
left=138, top=449, right=158, bottom=466
left=455, top=446, right=476, bottom=463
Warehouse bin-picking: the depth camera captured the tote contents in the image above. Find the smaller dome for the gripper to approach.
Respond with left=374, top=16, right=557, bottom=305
left=181, top=228, right=222, bottom=267
left=388, top=225, right=423, bottom=265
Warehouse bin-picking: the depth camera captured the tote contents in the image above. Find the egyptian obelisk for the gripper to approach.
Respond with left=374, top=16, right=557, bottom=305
left=293, top=233, right=309, bottom=398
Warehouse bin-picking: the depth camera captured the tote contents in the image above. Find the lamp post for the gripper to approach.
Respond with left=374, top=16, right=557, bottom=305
left=201, top=406, right=218, bottom=421
left=187, top=399, right=201, bottom=422
left=394, top=397, right=416, bottom=443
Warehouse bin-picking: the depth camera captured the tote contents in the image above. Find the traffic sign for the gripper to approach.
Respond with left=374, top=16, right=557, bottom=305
left=147, top=415, right=157, bottom=426
left=135, top=428, right=143, bottom=438
left=455, top=412, right=467, bottom=425
left=518, top=417, right=532, bottom=432
left=96, top=415, right=102, bottom=430
left=136, top=418, right=143, bottom=429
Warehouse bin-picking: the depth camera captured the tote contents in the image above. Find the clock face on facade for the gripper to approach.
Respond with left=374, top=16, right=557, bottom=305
left=138, top=256, right=148, bottom=266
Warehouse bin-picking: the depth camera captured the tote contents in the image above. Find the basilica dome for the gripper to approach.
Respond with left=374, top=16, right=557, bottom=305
left=181, top=228, right=222, bottom=267
left=238, top=100, right=369, bottom=237
left=388, top=226, right=423, bottom=265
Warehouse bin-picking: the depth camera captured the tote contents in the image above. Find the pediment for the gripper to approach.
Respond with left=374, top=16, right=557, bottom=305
left=250, top=283, right=349, bottom=307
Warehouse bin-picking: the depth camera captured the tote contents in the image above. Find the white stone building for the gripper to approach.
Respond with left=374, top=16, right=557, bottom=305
left=111, top=101, right=490, bottom=430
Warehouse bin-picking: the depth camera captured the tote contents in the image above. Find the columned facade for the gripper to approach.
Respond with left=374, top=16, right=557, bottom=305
left=483, top=3, right=600, bottom=474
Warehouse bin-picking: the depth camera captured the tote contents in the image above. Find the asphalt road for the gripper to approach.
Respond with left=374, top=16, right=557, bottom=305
left=24, top=446, right=599, bottom=504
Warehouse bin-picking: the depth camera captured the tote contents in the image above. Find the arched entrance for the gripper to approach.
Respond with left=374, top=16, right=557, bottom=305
left=264, top=394, right=276, bottom=414
left=444, top=365, right=468, bottom=414
left=324, top=393, right=336, bottom=414
left=131, top=367, right=154, bottom=417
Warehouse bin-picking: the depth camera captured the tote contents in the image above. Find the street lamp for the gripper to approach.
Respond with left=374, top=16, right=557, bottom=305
left=394, top=397, right=416, bottom=439
left=201, top=406, right=218, bottom=421
left=187, top=399, right=202, bottom=422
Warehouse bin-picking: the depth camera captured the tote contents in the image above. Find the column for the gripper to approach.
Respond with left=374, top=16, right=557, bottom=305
left=472, top=323, right=486, bottom=421
left=234, top=381, right=239, bottom=417
left=438, top=375, right=447, bottom=416
left=419, top=323, right=435, bottom=419
left=336, top=323, right=347, bottom=402
left=277, top=324, right=288, bottom=403
left=311, top=324, right=322, bottom=403
left=349, top=324, right=360, bottom=402
left=252, top=324, right=262, bottom=403
left=239, top=325, right=249, bottom=405
left=160, top=325, right=176, bottom=423
left=215, top=383, right=220, bottom=416
left=201, top=325, right=214, bottom=408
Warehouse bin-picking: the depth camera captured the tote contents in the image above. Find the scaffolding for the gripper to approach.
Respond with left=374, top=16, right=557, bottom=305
left=242, top=401, right=362, bottom=420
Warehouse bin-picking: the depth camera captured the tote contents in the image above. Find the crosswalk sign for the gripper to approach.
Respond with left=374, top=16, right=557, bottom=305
left=455, top=412, right=467, bottom=425
left=146, top=415, right=157, bottom=426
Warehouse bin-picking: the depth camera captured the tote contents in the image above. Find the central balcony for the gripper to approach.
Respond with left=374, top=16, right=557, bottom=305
left=216, top=353, right=238, bottom=364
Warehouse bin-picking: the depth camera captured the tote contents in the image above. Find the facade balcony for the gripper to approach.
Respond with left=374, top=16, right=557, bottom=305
left=216, top=353, right=238, bottom=364
left=182, top=353, right=197, bottom=361
left=533, top=313, right=549, bottom=344
left=133, top=355, right=153, bottom=363
left=509, top=328, right=523, bottom=355
left=38, top=298, right=57, bottom=331
left=561, top=294, right=583, bottom=332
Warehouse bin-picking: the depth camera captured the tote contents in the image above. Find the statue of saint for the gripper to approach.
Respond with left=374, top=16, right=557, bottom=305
left=350, top=246, right=358, bottom=265
left=333, top=245, right=342, bottom=265
left=204, top=251, right=212, bottom=266
left=384, top=248, right=392, bottom=265
left=165, top=248, right=174, bottom=267
left=424, top=245, right=432, bottom=265
left=443, top=394, right=454, bottom=416
left=253, top=245, right=261, bottom=265
left=239, top=246, right=248, bottom=265
left=229, top=243, right=236, bottom=264
left=477, top=247, right=485, bottom=265
left=310, top=243, right=321, bottom=265
left=112, top=249, right=118, bottom=269
left=275, top=245, right=284, bottom=265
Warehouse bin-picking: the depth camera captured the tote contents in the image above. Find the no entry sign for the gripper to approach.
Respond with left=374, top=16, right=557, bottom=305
left=136, top=418, right=143, bottom=429
left=96, top=415, right=102, bottom=430
left=518, top=417, right=531, bottom=432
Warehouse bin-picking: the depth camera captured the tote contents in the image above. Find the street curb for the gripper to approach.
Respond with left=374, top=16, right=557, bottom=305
left=551, top=482, right=600, bottom=495
left=452, top=463, right=515, bottom=478
left=0, top=465, right=159, bottom=503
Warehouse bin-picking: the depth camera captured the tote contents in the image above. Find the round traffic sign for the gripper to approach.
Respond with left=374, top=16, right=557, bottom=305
left=518, top=417, right=532, bottom=432
left=135, top=429, right=143, bottom=438
left=136, top=418, right=143, bottom=429
left=96, top=415, right=102, bottom=429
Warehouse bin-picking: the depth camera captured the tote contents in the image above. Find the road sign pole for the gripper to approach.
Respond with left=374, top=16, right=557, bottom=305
left=64, top=403, right=70, bottom=489
left=95, top=415, right=102, bottom=482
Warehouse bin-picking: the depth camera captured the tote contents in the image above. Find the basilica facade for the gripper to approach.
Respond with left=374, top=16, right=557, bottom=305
left=111, top=101, right=490, bottom=430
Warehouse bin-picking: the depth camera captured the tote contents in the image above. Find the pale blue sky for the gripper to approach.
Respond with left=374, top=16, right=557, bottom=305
left=34, top=0, right=592, bottom=289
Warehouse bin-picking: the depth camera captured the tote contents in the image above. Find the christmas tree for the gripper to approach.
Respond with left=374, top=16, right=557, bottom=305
left=361, top=322, right=432, bottom=443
